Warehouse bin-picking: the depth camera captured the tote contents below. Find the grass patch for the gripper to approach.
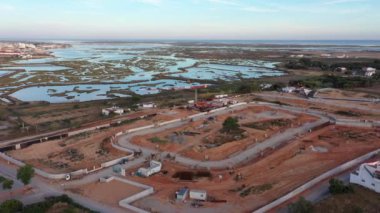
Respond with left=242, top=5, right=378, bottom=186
left=149, top=136, right=168, bottom=145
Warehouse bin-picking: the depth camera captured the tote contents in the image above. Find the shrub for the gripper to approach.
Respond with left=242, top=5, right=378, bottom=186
left=222, top=117, right=240, bottom=133
left=288, top=197, right=313, bottom=213
left=329, top=178, right=354, bottom=195
left=0, top=199, right=23, bottom=213
left=17, top=165, right=35, bottom=186
left=2, top=179, right=14, bottom=190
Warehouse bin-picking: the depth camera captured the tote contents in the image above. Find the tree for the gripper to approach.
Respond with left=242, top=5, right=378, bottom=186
left=236, top=83, right=261, bottom=94
left=328, top=178, right=354, bottom=195
left=222, top=117, right=240, bottom=133
left=0, top=176, right=6, bottom=183
left=0, top=199, right=23, bottom=213
left=288, top=197, right=313, bottom=213
left=2, top=179, right=13, bottom=190
left=17, top=165, right=35, bottom=186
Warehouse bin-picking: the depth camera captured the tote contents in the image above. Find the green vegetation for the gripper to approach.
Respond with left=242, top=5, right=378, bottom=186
left=0, top=176, right=6, bottom=183
left=149, top=136, right=168, bottom=145
left=236, top=82, right=261, bottom=94
left=288, top=197, right=314, bottom=213
left=328, top=178, right=354, bottom=195
left=0, top=175, right=14, bottom=191
left=0, top=199, right=23, bottom=213
left=222, top=117, right=240, bottom=133
left=2, top=179, right=14, bottom=190
left=0, top=195, right=96, bottom=213
left=17, top=165, right=35, bottom=186
left=285, top=58, right=380, bottom=71
left=286, top=58, right=329, bottom=70
left=290, top=75, right=377, bottom=89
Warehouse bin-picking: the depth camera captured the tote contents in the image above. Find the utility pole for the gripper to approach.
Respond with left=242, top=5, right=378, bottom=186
left=195, top=88, right=198, bottom=103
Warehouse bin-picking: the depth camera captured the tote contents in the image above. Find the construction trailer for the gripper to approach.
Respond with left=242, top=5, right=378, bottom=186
left=189, top=189, right=207, bottom=201
left=137, top=160, right=162, bottom=177
left=102, top=106, right=124, bottom=116
left=176, top=187, right=189, bottom=201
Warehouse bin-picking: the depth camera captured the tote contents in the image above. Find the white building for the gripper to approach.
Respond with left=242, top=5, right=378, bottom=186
left=362, top=67, right=377, bottom=77
left=215, top=94, right=228, bottom=99
left=350, top=161, right=380, bottom=193
left=290, top=54, right=304, bottom=58
left=141, top=102, right=157, bottom=109
left=321, top=53, right=332, bottom=58
left=189, top=189, right=207, bottom=201
left=282, top=87, right=296, bottom=93
left=137, top=160, right=162, bottom=177
left=337, top=54, right=347, bottom=59
left=335, top=67, right=348, bottom=73
left=260, top=83, right=272, bottom=90
left=102, top=106, right=124, bottom=116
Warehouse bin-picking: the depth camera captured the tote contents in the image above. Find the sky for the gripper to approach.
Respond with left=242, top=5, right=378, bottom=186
left=0, top=0, right=379, bottom=40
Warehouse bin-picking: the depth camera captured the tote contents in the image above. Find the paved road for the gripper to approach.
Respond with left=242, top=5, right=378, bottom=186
left=255, top=93, right=380, bottom=115
left=117, top=102, right=330, bottom=169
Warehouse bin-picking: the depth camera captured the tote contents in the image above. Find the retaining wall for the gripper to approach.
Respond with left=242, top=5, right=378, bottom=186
left=126, top=125, right=155, bottom=134
left=0, top=152, right=87, bottom=180
left=99, top=176, right=154, bottom=213
left=101, top=155, right=134, bottom=168
left=68, top=124, right=111, bottom=137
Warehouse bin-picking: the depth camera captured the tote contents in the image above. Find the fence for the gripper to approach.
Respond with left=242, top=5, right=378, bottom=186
left=99, top=176, right=154, bottom=213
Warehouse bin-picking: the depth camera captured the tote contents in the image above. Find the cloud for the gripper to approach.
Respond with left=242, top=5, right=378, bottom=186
left=208, top=0, right=240, bottom=5
left=0, top=4, right=15, bottom=12
left=132, top=0, right=162, bottom=5
left=242, top=6, right=278, bottom=13
left=323, top=0, right=367, bottom=5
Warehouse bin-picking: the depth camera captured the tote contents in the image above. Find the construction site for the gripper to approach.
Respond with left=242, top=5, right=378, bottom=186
left=1, top=88, right=380, bottom=213
left=4, top=107, right=198, bottom=174
left=117, top=125, right=380, bottom=213
left=131, top=105, right=317, bottom=161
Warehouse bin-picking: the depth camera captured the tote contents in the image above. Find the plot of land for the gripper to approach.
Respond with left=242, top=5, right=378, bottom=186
left=131, top=106, right=317, bottom=161
left=255, top=92, right=380, bottom=119
left=126, top=125, right=380, bottom=212
left=317, top=88, right=380, bottom=99
left=7, top=131, right=128, bottom=173
left=6, top=107, right=197, bottom=173
left=68, top=179, right=143, bottom=207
